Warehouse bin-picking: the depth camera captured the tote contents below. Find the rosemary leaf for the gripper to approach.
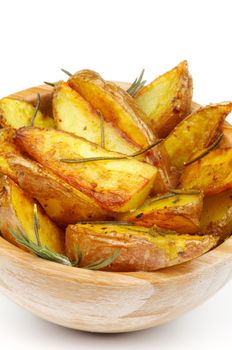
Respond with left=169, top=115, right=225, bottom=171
left=184, top=134, right=223, bottom=166
left=72, top=246, right=83, bottom=267
left=33, top=203, right=41, bottom=246
left=170, top=189, right=201, bottom=195
left=75, top=221, right=134, bottom=226
left=30, top=93, right=41, bottom=127
left=61, top=139, right=162, bottom=163
left=44, top=81, right=55, bottom=87
left=61, top=68, right=73, bottom=77
left=127, top=69, right=146, bottom=96
left=83, top=250, right=121, bottom=270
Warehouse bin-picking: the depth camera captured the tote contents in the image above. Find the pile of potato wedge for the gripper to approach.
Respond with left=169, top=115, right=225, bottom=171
left=0, top=60, right=232, bottom=272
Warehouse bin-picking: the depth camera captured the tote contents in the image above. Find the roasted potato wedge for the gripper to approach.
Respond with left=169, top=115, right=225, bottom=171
left=200, top=189, right=232, bottom=242
left=161, top=103, right=232, bottom=172
left=0, top=97, right=54, bottom=128
left=15, top=127, right=157, bottom=212
left=68, top=70, right=156, bottom=149
left=7, top=154, right=110, bottom=225
left=65, top=223, right=216, bottom=272
left=180, top=148, right=232, bottom=195
left=119, top=192, right=203, bottom=234
left=135, top=61, right=193, bottom=138
left=53, top=81, right=139, bottom=154
left=0, top=176, right=64, bottom=253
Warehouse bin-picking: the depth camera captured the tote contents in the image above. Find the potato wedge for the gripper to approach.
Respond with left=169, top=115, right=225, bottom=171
left=7, top=154, right=109, bottom=225
left=65, top=223, right=216, bottom=272
left=53, top=81, right=139, bottom=154
left=68, top=70, right=156, bottom=149
left=135, top=61, right=193, bottom=138
left=0, top=97, right=54, bottom=128
left=0, top=176, right=64, bottom=253
left=119, top=192, right=203, bottom=234
left=15, top=127, right=157, bottom=212
left=200, top=189, right=232, bottom=242
left=180, top=148, right=232, bottom=195
left=161, top=103, right=232, bottom=172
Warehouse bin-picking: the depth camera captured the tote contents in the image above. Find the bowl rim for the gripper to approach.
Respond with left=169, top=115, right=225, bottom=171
left=0, top=83, right=232, bottom=286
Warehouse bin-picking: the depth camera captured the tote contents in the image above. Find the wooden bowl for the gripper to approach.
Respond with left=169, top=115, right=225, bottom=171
left=0, top=84, right=232, bottom=333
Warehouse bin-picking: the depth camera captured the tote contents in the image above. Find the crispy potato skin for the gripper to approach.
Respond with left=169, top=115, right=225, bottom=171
left=162, top=103, right=232, bottom=172
left=0, top=97, right=54, bottom=128
left=68, top=70, right=156, bottom=149
left=180, top=148, right=232, bottom=195
left=8, top=155, right=110, bottom=225
left=200, top=189, right=232, bottom=242
left=135, top=61, right=193, bottom=138
left=220, top=122, right=232, bottom=148
left=53, top=81, right=139, bottom=155
left=0, top=176, right=64, bottom=253
left=65, top=224, right=216, bottom=272
left=119, top=193, right=203, bottom=234
left=15, top=127, right=157, bottom=212
left=0, top=128, right=22, bottom=182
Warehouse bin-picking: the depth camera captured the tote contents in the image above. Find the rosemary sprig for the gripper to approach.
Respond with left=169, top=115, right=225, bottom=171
left=9, top=210, right=120, bottom=270
left=10, top=227, right=72, bottom=266
left=30, top=93, right=41, bottom=127
left=61, top=139, right=162, bottom=163
left=184, top=134, right=223, bottom=166
left=61, top=68, right=73, bottom=77
left=127, top=69, right=146, bottom=96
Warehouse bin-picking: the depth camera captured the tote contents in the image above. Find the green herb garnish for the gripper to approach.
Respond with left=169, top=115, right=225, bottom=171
left=184, top=134, right=223, bottom=166
left=61, top=68, right=73, bottom=77
left=9, top=206, right=120, bottom=270
left=30, top=93, right=41, bottom=127
left=60, top=139, right=162, bottom=163
left=127, top=69, right=146, bottom=96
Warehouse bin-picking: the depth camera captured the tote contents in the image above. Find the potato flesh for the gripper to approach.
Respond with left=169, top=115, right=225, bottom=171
left=119, top=193, right=203, bottom=234
left=135, top=61, right=193, bottom=138
left=0, top=176, right=64, bottom=253
left=162, top=103, right=232, bottom=172
left=53, top=82, right=139, bottom=154
left=180, top=148, right=232, bottom=195
left=0, top=97, right=54, bottom=128
left=200, top=189, right=232, bottom=242
left=65, top=224, right=216, bottom=272
left=68, top=70, right=156, bottom=149
left=15, top=127, right=157, bottom=212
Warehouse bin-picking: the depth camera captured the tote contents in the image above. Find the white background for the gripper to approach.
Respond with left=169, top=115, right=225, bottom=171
left=0, top=0, right=232, bottom=349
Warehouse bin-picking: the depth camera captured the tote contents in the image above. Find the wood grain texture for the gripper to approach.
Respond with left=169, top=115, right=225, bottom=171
left=0, top=84, right=232, bottom=333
